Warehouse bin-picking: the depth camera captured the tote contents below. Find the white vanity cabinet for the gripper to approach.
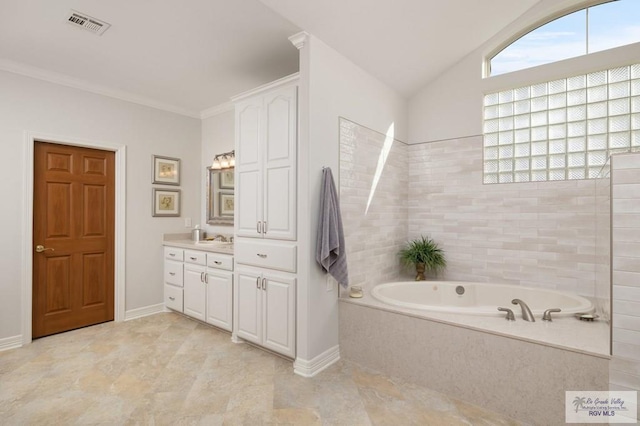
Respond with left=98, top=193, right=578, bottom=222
left=235, top=81, right=297, bottom=241
left=205, top=254, right=233, bottom=331
left=235, top=265, right=296, bottom=358
left=164, top=247, right=184, bottom=312
left=163, top=245, right=234, bottom=332
left=183, top=250, right=207, bottom=322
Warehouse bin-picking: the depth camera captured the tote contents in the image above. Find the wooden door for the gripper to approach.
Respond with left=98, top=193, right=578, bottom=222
left=33, top=142, right=115, bottom=338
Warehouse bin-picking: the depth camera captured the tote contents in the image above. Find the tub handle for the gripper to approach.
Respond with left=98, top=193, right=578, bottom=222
left=542, top=308, right=561, bottom=322
left=497, top=307, right=516, bottom=321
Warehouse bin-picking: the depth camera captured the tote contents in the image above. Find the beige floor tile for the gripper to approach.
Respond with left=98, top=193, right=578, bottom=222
left=0, top=312, right=521, bottom=425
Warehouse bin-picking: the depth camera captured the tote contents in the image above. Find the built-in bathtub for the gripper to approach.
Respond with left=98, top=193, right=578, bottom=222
left=339, top=282, right=610, bottom=424
left=371, top=280, right=593, bottom=316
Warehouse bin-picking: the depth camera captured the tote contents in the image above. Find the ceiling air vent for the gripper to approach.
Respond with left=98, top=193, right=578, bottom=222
left=66, top=10, right=111, bottom=36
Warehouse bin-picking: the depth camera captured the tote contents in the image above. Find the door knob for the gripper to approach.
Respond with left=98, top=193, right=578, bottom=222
left=35, top=245, right=54, bottom=253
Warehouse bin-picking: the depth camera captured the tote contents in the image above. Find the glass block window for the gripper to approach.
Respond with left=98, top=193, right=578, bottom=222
left=483, top=63, right=640, bottom=184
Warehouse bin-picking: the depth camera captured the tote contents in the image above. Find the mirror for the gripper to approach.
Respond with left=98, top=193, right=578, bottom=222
left=207, top=167, right=234, bottom=225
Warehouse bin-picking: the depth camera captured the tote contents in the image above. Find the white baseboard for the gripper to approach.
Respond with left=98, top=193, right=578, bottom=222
left=294, top=345, right=340, bottom=378
left=124, top=303, right=165, bottom=321
left=0, top=335, right=23, bottom=352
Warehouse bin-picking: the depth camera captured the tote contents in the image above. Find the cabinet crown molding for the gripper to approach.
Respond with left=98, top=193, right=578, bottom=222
left=288, top=31, right=309, bottom=50
left=230, top=73, right=299, bottom=104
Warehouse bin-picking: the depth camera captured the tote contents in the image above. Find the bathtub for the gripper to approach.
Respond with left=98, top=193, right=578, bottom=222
left=371, top=281, right=593, bottom=316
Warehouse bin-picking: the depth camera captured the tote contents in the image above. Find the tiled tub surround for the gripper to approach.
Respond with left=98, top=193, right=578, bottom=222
left=610, top=152, right=640, bottom=395
left=339, top=118, right=408, bottom=292
left=594, top=164, right=611, bottom=322
left=340, top=298, right=610, bottom=425
left=408, top=135, right=610, bottom=313
left=340, top=123, right=610, bottom=311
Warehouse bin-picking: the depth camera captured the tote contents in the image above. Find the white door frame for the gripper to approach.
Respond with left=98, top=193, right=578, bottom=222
left=22, top=131, right=126, bottom=344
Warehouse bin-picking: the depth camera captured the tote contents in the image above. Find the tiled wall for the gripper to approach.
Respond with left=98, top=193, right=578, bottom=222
left=407, top=135, right=602, bottom=298
left=594, top=166, right=611, bottom=321
left=340, top=124, right=612, bottom=310
left=339, top=119, right=408, bottom=291
left=610, top=152, right=640, bottom=393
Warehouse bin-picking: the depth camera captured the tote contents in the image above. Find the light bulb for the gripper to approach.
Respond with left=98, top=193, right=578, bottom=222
left=211, top=157, right=221, bottom=169
left=220, top=156, right=229, bottom=168
left=229, top=157, right=235, bottom=167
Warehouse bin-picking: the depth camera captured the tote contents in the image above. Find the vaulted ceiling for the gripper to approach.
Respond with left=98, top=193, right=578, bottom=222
left=0, top=0, right=540, bottom=117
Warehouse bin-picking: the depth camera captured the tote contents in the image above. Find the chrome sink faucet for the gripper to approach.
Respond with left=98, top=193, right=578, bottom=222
left=512, top=299, right=535, bottom=322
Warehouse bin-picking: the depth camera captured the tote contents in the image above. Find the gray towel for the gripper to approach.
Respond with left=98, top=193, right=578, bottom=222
left=316, top=167, right=349, bottom=287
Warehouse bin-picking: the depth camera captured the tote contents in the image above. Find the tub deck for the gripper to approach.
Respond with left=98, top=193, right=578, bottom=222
left=342, top=292, right=609, bottom=357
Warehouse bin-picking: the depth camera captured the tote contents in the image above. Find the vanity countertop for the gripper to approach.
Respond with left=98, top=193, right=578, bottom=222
left=163, top=233, right=234, bottom=255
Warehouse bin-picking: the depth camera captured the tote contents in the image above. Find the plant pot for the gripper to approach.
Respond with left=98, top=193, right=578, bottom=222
left=415, top=263, right=426, bottom=281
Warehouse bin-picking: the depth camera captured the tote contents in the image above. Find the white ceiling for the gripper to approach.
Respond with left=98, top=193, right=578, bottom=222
left=0, top=0, right=540, bottom=117
left=0, top=0, right=301, bottom=117
left=259, top=0, right=541, bottom=97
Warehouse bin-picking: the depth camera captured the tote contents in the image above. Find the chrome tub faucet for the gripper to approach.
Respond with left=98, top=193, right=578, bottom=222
left=512, top=299, right=535, bottom=322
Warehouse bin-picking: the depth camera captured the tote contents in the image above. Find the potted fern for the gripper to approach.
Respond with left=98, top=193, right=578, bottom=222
left=399, top=236, right=446, bottom=281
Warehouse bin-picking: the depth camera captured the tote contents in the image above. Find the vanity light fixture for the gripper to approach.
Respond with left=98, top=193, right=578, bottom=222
left=211, top=150, right=235, bottom=170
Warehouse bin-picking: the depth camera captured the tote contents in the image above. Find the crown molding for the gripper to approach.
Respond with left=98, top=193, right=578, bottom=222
left=0, top=58, right=201, bottom=119
left=230, top=72, right=300, bottom=103
left=200, top=101, right=234, bottom=119
left=289, top=31, right=309, bottom=50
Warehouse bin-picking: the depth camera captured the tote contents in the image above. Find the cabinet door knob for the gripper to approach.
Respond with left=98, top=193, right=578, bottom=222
left=169, top=272, right=176, bottom=276
left=263, top=222, right=267, bottom=234
left=256, top=277, right=260, bottom=289
left=204, top=273, right=208, bottom=284
left=200, top=272, right=204, bottom=282
left=257, top=221, right=261, bottom=234
left=214, top=261, right=222, bottom=265
left=190, top=257, right=197, bottom=261
left=257, top=253, right=267, bottom=258
left=262, top=278, right=266, bottom=290
left=169, top=296, right=175, bottom=301
left=169, top=253, right=175, bottom=257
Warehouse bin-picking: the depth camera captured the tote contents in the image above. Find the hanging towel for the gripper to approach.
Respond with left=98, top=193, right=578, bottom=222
left=316, top=167, right=349, bottom=288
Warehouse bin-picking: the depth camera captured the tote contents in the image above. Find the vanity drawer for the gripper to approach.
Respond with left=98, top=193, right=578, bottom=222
left=164, top=246, right=184, bottom=261
left=164, top=261, right=183, bottom=287
left=207, top=253, right=234, bottom=271
left=235, top=239, right=296, bottom=273
left=184, top=250, right=207, bottom=265
left=164, top=284, right=183, bottom=312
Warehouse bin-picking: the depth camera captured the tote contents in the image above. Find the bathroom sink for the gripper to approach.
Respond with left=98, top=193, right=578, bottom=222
left=197, top=240, right=233, bottom=246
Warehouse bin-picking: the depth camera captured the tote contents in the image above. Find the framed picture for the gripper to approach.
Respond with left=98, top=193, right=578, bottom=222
left=219, top=169, right=235, bottom=189
left=153, top=188, right=181, bottom=217
left=152, top=155, right=180, bottom=185
left=219, top=192, right=234, bottom=216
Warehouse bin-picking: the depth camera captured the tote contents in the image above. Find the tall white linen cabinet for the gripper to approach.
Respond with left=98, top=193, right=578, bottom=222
left=232, top=75, right=298, bottom=359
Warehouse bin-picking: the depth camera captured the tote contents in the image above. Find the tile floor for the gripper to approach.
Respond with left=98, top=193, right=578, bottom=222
left=0, top=313, right=521, bottom=425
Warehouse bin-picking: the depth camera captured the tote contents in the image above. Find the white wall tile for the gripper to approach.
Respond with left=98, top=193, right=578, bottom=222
left=612, top=271, right=640, bottom=287
left=339, top=119, right=408, bottom=291
left=613, top=285, right=640, bottom=302
left=611, top=151, right=640, bottom=392
left=613, top=342, right=640, bottom=362
left=407, top=135, right=607, bottom=303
